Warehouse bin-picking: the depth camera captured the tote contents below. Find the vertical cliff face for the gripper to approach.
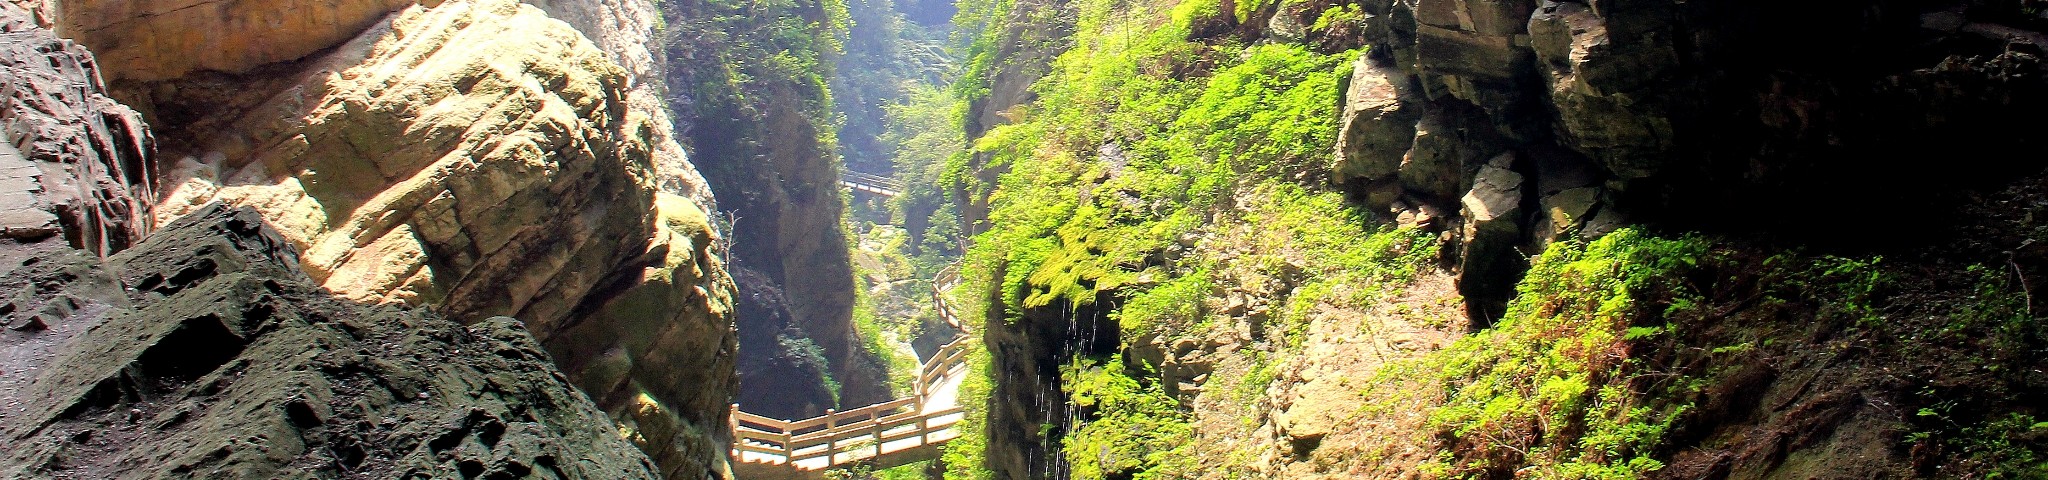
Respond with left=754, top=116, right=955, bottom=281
left=10, top=0, right=747, bottom=476
left=0, top=7, right=154, bottom=256
left=950, top=0, right=1072, bottom=239
left=659, top=0, right=894, bottom=417
left=690, top=88, right=883, bottom=415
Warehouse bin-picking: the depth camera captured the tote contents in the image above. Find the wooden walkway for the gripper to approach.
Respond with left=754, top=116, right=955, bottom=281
left=841, top=170, right=903, bottom=197
left=730, top=269, right=972, bottom=478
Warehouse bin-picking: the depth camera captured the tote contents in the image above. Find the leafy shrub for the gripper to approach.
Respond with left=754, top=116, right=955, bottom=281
left=1062, top=355, right=1195, bottom=479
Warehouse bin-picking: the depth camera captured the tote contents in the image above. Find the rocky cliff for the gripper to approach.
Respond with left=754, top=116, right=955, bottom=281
left=0, top=6, right=154, bottom=256
left=4, top=0, right=744, bottom=476
left=659, top=0, right=892, bottom=418
left=942, top=0, right=2048, bottom=478
left=1335, top=0, right=2048, bottom=319
left=0, top=10, right=664, bottom=474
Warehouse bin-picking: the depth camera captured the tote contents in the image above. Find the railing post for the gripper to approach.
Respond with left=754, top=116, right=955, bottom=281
left=918, top=414, right=930, bottom=447
left=871, top=410, right=883, bottom=460
left=824, top=408, right=838, bottom=466
left=782, top=429, right=794, bottom=465
left=728, top=404, right=740, bottom=460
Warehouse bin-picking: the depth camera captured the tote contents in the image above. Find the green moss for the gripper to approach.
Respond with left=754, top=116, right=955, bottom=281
left=959, top=0, right=1363, bottom=316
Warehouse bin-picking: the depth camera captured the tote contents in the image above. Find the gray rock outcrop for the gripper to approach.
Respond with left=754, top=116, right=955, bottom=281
left=0, top=203, right=663, bottom=479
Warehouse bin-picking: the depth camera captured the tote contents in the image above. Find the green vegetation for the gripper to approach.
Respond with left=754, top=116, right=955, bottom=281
left=1112, top=268, right=1210, bottom=338
left=941, top=347, right=997, bottom=479
left=1061, top=355, right=1195, bottom=479
left=883, top=86, right=972, bottom=265
left=958, top=0, right=1360, bottom=316
left=938, top=0, right=1438, bottom=474
left=1393, top=230, right=1711, bottom=477
left=849, top=251, right=924, bottom=395
left=869, top=0, right=2048, bottom=477
left=661, top=0, right=849, bottom=183
left=824, top=463, right=933, bottom=480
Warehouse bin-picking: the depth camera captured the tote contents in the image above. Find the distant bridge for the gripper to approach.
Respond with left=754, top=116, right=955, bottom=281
left=841, top=170, right=902, bottom=197
left=729, top=269, right=973, bottom=478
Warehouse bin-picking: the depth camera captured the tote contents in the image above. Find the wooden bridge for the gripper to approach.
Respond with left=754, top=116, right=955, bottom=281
left=841, top=170, right=903, bottom=197
left=729, top=269, right=973, bottom=478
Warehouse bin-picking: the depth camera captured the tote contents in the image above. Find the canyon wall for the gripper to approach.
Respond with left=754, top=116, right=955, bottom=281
left=0, top=6, right=154, bottom=256
left=7, top=0, right=746, bottom=476
left=947, top=0, right=2048, bottom=477
left=659, top=0, right=891, bottom=418
left=1336, top=0, right=2048, bottom=318
left=0, top=10, right=662, bottom=475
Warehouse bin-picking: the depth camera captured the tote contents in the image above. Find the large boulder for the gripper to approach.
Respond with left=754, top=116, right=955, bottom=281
left=1456, top=153, right=1527, bottom=324
left=0, top=203, right=662, bottom=479
left=1333, top=54, right=1421, bottom=208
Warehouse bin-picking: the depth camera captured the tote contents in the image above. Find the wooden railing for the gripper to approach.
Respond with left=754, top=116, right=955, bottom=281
left=930, top=265, right=967, bottom=333
left=730, top=337, right=973, bottom=470
left=729, top=268, right=976, bottom=473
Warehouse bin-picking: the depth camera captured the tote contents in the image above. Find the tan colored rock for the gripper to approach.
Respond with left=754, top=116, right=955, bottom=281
left=152, top=0, right=736, bottom=475
left=1333, top=55, right=1419, bottom=192
left=523, top=0, right=716, bottom=209
left=50, top=0, right=414, bottom=82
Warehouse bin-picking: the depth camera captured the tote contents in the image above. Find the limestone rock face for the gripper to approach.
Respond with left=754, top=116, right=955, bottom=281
left=149, top=0, right=738, bottom=476
left=0, top=6, right=154, bottom=255
left=0, top=203, right=662, bottom=479
left=523, top=0, right=716, bottom=209
left=47, top=0, right=414, bottom=83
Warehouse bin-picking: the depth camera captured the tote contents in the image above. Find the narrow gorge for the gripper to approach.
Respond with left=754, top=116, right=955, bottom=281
left=2, top=0, right=2046, bottom=478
